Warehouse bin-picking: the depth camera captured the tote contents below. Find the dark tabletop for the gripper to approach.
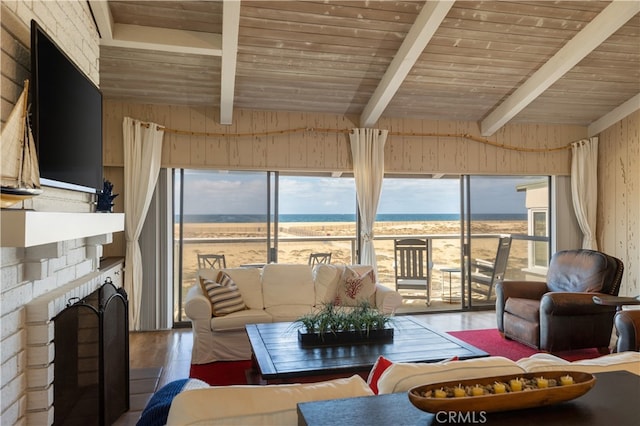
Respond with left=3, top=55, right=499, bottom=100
left=246, top=316, right=488, bottom=381
left=297, top=370, right=640, bottom=426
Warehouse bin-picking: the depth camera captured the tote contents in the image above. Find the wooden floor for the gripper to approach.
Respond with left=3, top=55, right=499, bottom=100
left=129, top=310, right=497, bottom=389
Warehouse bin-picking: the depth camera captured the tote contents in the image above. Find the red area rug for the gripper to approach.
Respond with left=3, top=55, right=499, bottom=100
left=449, top=328, right=603, bottom=362
left=189, top=360, right=252, bottom=386
left=189, top=329, right=604, bottom=386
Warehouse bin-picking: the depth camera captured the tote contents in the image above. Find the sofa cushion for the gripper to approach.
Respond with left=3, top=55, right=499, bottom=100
left=335, top=266, right=376, bottom=307
left=200, top=273, right=247, bottom=317
left=224, top=268, right=264, bottom=310
left=137, top=378, right=209, bottom=426
left=504, top=297, right=540, bottom=322
left=198, top=268, right=264, bottom=310
left=265, top=304, right=314, bottom=322
left=546, top=250, right=610, bottom=293
left=211, top=309, right=272, bottom=331
left=516, top=351, right=640, bottom=375
left=166, top=375, right=374, bottom=426
left=313, top=264, right=343, bottom=305
left=262, top=264, right=315, bottom=308
left=376, top=356, right=525, bottom=394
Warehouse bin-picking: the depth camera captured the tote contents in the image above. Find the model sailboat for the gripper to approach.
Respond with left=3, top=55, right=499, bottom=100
left=1, top=80, right=42, bottom=208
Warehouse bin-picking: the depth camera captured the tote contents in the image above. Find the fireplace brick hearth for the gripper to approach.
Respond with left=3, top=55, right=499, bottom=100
left=24, top=258, right=123, bottom=424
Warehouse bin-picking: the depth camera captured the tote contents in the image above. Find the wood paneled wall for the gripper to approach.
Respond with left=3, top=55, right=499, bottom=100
left=101, top=100, right=586, bottom=262
left=103, top=101, right=584, bottom=175
left=103, top=101, right=638, bottom=295
left=598, top=110, right=639, bottom=297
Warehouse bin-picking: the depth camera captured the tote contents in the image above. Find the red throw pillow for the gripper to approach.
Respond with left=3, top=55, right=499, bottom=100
left=367, top=356, right=393, bottom=394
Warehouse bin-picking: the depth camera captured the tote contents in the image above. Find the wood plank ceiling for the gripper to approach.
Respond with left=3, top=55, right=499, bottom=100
left=92, top=1, right=640, bottom=136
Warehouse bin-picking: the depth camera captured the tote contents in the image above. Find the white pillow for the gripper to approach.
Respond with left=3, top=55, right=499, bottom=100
left=376, top=356, right=525, bottom=394
left=221, top=268, right=264, bottom=310
left=166, top=375, right=374, bottom=425
left=334, top=266, right=376, bottom=307
left=313, top=264, right=343, bottom=305
left=262, top=264, right=315, bottom=308
left=517, top=352, right=640, bottom=376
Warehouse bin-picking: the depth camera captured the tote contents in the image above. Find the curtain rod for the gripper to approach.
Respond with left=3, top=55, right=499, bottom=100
left=136, top=122, right=573, bottom=153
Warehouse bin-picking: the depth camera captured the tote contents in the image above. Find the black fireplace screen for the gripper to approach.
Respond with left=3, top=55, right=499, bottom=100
left=53, top=279, right=129, bottom=425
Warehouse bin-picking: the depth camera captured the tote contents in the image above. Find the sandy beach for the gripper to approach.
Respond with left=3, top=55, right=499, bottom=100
left=177, top=220, right=531, bottom=298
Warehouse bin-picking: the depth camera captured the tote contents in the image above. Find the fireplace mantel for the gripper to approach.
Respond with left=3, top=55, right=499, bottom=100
left=0, top=211, right=124, bottom=247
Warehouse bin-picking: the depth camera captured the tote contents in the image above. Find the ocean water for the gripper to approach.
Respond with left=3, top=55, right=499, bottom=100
left=179, top=213, right=526, bottom=223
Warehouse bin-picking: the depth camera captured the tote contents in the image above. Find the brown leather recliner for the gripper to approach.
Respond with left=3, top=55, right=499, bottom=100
left=495, top=249, right=624, bottom=353
left=615, top=310, right=640, bottom=352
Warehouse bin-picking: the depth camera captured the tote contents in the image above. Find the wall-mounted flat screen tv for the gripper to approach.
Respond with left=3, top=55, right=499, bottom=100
left=31, top=20, right=103, bottom=194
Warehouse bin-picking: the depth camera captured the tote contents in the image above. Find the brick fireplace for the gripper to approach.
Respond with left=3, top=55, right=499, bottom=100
left=0, top=210, right=125, bottom=425
left=24, top=258, right=124, bottom=424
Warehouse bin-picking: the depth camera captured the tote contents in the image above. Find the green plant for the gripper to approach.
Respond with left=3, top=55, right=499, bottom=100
left=293, top=302, right=392, bottom=338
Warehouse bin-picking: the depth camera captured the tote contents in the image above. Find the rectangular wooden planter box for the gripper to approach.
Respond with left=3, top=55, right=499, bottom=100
left=298, top=327, right=394, bottom=347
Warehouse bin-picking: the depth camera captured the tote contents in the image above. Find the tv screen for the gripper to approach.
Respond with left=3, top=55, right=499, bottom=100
left=31, top=20, right=103, bottom=194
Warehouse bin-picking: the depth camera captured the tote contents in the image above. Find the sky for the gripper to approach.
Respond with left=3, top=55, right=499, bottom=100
left=178, top=170, right=539, bottom=215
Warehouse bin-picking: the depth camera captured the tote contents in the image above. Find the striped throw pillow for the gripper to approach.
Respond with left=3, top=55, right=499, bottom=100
left=200, top=271, right=246, bottom=316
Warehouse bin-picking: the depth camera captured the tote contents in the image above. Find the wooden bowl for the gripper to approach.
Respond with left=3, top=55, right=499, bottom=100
left=408, top=371, right=595, bottom=413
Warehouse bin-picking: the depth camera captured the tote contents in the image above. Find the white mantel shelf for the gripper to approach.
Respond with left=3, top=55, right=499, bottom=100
left=1, top=211, right=125, bottom=247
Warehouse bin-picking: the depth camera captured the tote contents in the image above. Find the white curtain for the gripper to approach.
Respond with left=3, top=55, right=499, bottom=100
left=571, top=136, right=598, bottom=250
left=349, top=128, right=388, bottom=271
left=123, top=117, right=164, bottom=330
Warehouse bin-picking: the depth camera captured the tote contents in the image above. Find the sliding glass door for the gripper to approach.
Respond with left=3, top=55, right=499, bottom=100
left=463, top=176, right=550, bottom=309
left=374, top=176, right=462, bottom=310
left=174, top=170, right=269, bottom=322
left=277, top=174, right=357, bottom=265
left=173, top=169, right=551, bottom=323
left=173, top=170, right=357, bottom=323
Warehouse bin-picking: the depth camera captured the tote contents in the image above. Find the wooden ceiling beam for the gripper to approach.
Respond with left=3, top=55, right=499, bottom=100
left=89, top=1, right=221, bottom=56
left=359, top=0, right=455, bottom=128
left=107, top=24, right=221, bottom=56
left=220, top=0, right=241, bottom=125
left=588, top=93, right=640, bottom=137
left=480, top=1, right=640, bottom=136
left=88, top=0, right=113, bottom=40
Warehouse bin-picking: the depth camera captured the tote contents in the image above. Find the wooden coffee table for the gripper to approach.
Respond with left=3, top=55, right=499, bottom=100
left=298, top=370, right=640, bottom=426
left=245, top=316, right=488, bottom=383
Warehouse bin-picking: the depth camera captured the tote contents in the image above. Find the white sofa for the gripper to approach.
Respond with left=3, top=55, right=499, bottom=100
left=185, top=263, right=404, bottom=364
left=165, top=352, right=640, bottom=425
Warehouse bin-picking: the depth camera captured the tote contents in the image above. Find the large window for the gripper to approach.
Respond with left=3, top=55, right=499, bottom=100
left=174, top=170, right=269, bottom=322
left=532, top=210, right=549, bottom=268
left=466, top=176, right=550, bottom=307
left=173, top=171, right=357, bottom=323
left=373, top=177, right=462, bottom=299
left=172, top=170, right=551, bottom=323
left=278, top=174, right=357, bottom=265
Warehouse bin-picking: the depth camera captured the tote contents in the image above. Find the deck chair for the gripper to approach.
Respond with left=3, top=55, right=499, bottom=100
left=308, top=252, right=331, bottom=266
left=394, top=238, right=432, bottom=305
left=470, top=236, right=511, bottom=300
left=197, top=254, right=226, bottom=270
